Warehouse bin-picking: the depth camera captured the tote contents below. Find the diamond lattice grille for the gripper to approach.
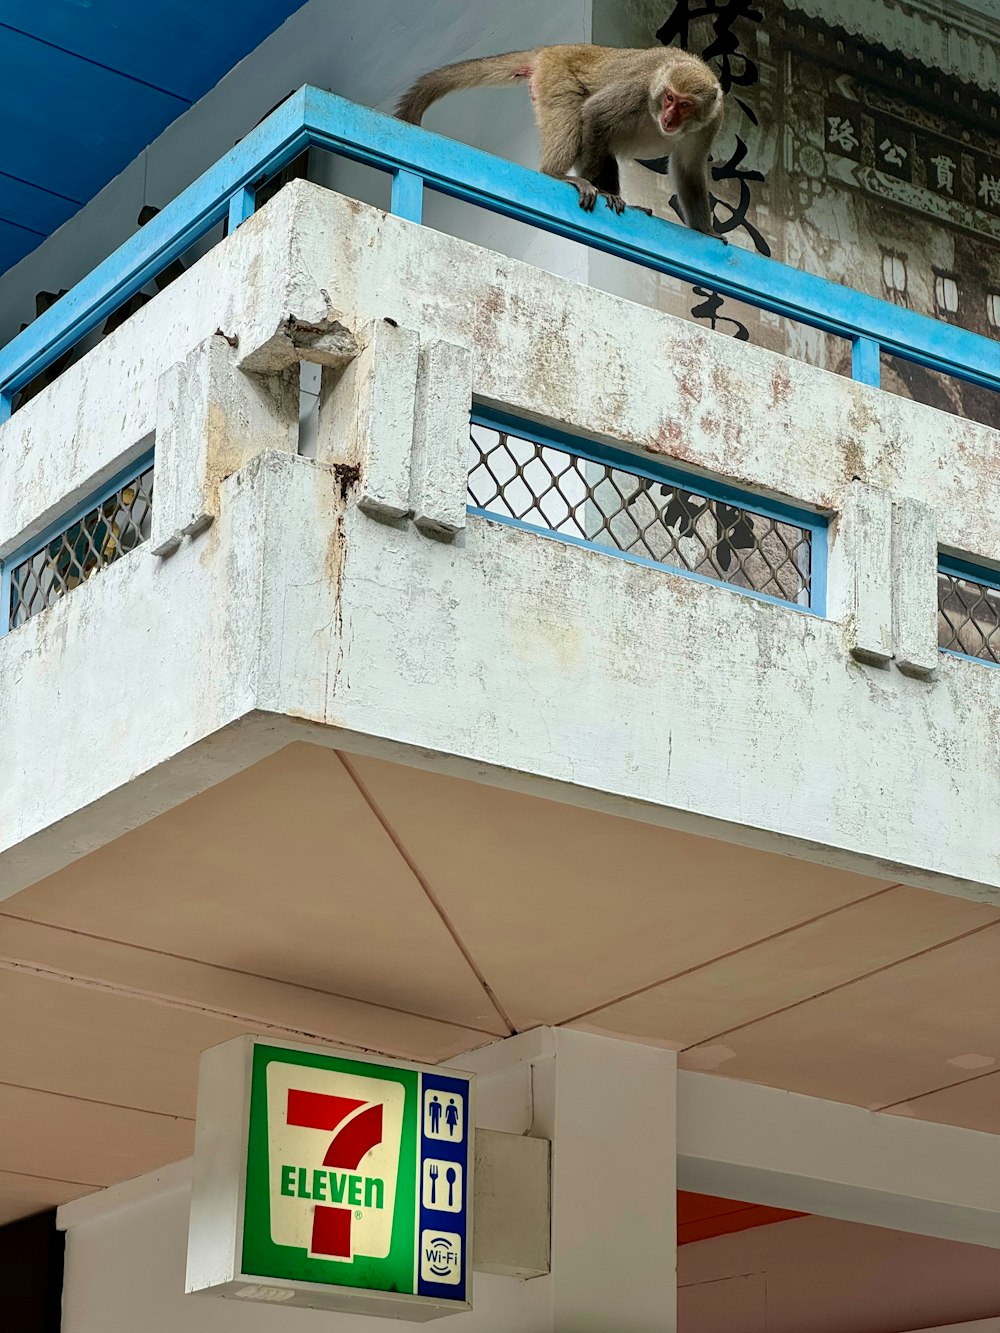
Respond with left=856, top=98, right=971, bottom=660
left=468, top=424, right=812, bottom=605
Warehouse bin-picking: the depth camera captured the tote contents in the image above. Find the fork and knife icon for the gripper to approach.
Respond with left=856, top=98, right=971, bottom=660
left=428, top=1162, right=458, bottom=1208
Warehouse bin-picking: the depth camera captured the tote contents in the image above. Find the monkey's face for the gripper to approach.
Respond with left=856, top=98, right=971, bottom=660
left=659, top=87, right=695, bottom=134
left=652, top=68, right=723, bottom=137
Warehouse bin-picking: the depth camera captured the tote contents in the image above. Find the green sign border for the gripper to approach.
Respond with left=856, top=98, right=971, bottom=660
left=242, top=1044, right=418, bottom=1294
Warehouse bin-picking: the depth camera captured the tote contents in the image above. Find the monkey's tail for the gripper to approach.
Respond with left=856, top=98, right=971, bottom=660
left=395, top=50, right=537, bottom=125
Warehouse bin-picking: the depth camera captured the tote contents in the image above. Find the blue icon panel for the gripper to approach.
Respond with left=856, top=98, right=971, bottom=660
left=417, top=1072, right=469, bottom=1301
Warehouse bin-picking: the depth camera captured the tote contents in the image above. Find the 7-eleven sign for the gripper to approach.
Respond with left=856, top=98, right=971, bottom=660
left=186, top=1037, right=474, bottom=1320
left=269, top=1064, right=404, bottom=1263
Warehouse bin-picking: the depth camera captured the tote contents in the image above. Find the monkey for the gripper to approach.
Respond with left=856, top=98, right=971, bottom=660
left=396, top=45, right=724, bottom=234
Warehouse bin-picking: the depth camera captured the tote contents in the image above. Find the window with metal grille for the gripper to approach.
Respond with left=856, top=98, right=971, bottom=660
left=938, top=556, right=1000, bottom=665
left=3, top=454, right=154, bottom=634
left=467, top=411, right=825, bottom=613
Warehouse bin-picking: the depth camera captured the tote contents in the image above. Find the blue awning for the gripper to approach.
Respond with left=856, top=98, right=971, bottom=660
left=0, top=0, right=307, bottom=275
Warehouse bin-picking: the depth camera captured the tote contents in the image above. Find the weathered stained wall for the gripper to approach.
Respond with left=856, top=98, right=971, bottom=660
left=1, top=181, right=999, bottom=904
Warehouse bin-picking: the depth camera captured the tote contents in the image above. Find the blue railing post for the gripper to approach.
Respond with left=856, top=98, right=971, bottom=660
left=0, top=391, right=12, bottom=425
left=227, top=185, right=257, bottom=232
left=852, top=336, right=881, bottom=387
left=391, top=169, right=424, bottom=223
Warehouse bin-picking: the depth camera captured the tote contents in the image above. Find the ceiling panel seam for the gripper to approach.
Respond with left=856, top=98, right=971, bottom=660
left=0, top=170, right=83, bottom=205
left=0, top=216, right=46, bottom=238
left=0, top=1078, right=195, bottom=1123
left=0, top=947, right=500, bottom=1039
left=0, top=1167, right=102, bottom=1188
left=0, top=22, right=192, bottom=103
left=678, top=919, right=1000, bottom=1051
left=875, top=1067, right=1000, bottom=1111
left=335, top=752, right=517, bottom=1037
left=559, top=881, right=903, bottom=1026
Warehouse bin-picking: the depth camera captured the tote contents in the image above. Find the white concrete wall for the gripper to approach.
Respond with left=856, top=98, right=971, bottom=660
left=2, top=182, right=999, bottom=904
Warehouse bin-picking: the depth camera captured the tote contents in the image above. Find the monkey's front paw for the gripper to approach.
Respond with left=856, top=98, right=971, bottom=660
left=600, top=192, right=627, bottom=215
left=567, top=179, right=599, bottom=212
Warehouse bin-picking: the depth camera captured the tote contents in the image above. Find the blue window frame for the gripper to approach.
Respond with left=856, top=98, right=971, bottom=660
left=468, top=407, right=827, bottom=616
left=1, top=450, right=155, bottom=636
left=938, top=552, right=1000, bottom=667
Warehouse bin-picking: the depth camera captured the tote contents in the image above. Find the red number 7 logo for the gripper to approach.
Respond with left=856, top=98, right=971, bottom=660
left=286, top=1090, right=384, bottom=1258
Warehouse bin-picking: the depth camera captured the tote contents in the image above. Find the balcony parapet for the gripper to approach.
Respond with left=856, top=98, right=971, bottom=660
left=1, top=182, right=999, bottom=908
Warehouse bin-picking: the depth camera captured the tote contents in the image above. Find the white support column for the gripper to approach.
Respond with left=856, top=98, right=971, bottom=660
left=540, top=1029, right=677, bottom=1333
left=458, top=1028, right=677, bottom=1333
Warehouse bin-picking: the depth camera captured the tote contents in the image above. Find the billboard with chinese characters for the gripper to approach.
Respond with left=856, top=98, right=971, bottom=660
left=186, top=1036, right=474, bottom=1322
left=593, top=0, right=1000, bottom=429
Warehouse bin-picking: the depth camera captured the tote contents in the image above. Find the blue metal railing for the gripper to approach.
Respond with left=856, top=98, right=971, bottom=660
left=2, top=84, right=999, bottom=421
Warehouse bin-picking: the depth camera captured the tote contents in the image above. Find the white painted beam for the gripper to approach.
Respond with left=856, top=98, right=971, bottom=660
left=677, top=1070, right=1000, bottom=1249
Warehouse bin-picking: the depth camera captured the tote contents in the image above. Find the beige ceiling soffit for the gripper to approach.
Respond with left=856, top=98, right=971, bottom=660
left=336, top=750, right=516, bottom=1036
left=0, top=714, right=289, bottom=903
left=0, top=952, right=496, bottom=1047
left=677, top=1070, right=1000, bottom=1248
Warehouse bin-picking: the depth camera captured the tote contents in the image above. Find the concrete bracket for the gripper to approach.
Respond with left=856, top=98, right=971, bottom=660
left=411, top=339, right=473, bottom=540
left=237, top=312, right=359, bottom=376
left=892, top=497, right=939, bottom=679
left=837, top=480, right=894, bottom=665
left=473, top=1129, right=550, bottom=1279
left=151, top=333, right=298, bottom=557
left=317, top=318, right=421, bottom=523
